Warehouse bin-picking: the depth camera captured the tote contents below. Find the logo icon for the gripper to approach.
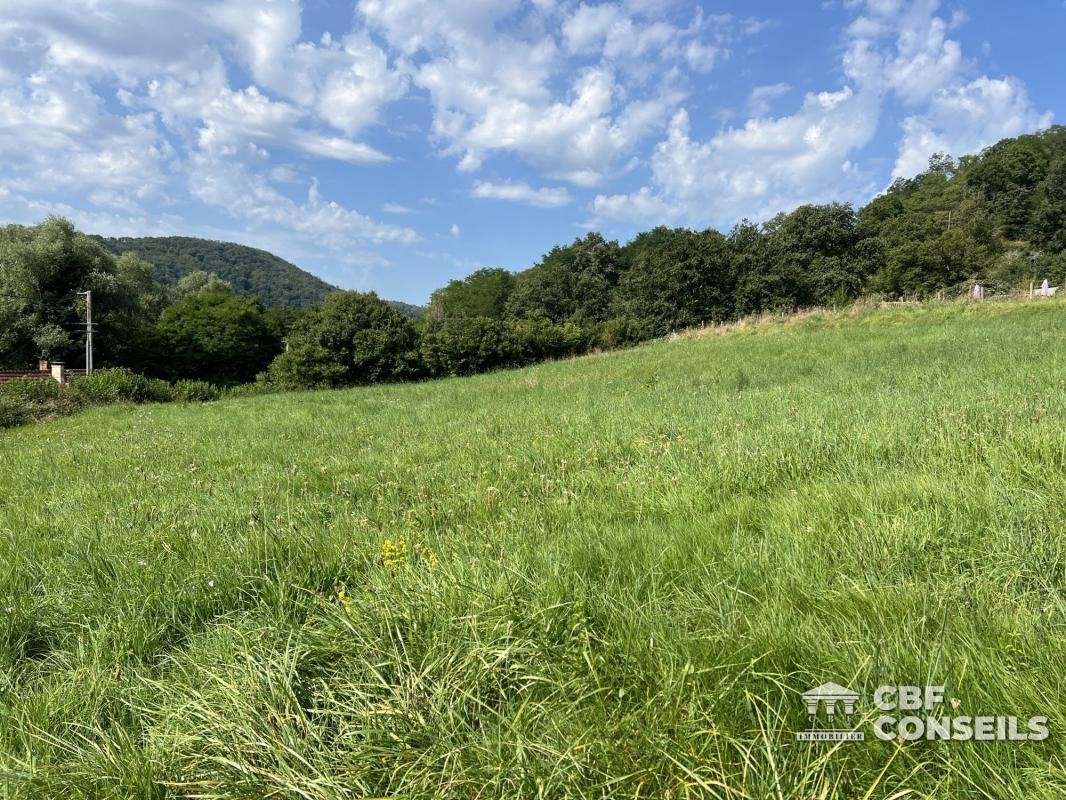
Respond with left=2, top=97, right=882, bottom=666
left=796, top=682, right=864, bottom=741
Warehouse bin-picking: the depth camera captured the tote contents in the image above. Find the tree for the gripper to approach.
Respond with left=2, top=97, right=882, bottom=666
left=1032, top=159, right=1066, bottom=252
left=174, top=270, right=232, bottom=298
left=968, top=137, right=1048, bottom=238
left=505, top=233, right=623, bottom=325
left=424, top=268, right=514, bottom=327
left=153, top=291, right=281, bottom=385
left=734, top=204, right=864, bottom=315
left=0, top=217, right=165, bottom=369
left=614, top=227, right=735, bottom=337
left=268, top=291, right=421, bottom=388
left=420, top=316, right=508, bottom=376
left=872, top=228, right=988, bottom=297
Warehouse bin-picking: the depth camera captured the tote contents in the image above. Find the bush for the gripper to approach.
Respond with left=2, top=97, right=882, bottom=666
left=590, top=317, right=647, bottom=350
left=420, top=317, right=508, bottom=377
left=71, top=368, right=175, bottom=405
left=224, top=374, right=280, bottom=399
left=0, top=378, right=81, bottom=428
left=503, top=319, right=590, bottom=365
left=0, top=368, right=245, bottom=429
left=152, top=291, right=282, bottom=385
left=0, top=395, right=30, bottom=429
left=172, top=380, right=221, bottom=403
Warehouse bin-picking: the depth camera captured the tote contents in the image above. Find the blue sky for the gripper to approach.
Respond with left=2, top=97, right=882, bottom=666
left=0, top=1, right=1062, bottom=304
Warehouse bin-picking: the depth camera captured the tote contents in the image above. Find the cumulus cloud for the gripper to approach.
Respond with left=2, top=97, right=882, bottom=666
left=0, top=0, right=413, bottom=271
left=748, top=83, right=792, bottom=117
left=591, top=186, right=674, bottom=225
left=893, top=76, right=1052, bottom=178
left=595, top=88, right=879, bottom=227
left=857, top=0, right=964, bottom=105
left=595, top=0, right=1052, bottom=229
left=189, top=159, right=417, bottom=248
left=0, top=69, right=168, bottom=206
left=358, top=0, right=759, bottom=186
left=315, top=35, right=409, bottom=136
left=471, top=180, right=572, bottom=208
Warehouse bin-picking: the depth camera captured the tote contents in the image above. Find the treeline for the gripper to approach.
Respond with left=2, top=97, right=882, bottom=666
left=2, top=126, right=1065, bottom=392
left=275, top=125, right=1066, bottom=387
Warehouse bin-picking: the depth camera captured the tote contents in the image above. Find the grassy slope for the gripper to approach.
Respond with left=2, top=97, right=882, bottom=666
left=1, top=300, right=1065, bottom=798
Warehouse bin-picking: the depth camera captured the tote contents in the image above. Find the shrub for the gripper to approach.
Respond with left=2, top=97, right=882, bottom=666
left=503, top=319, right=590, bottom=365
left=172, top=380, right=221, bottom=403
left=0, top=378, right=80, bottom=428
left=421, top=317, right=508, bottom=376
left=590, top=317, right=646, bottom=350
left=152, top=291, right=282, bottom=385
left=0, top=395, right=30, bottom=429
left=0, top=369, right=240, bottom=429
left=224, top=374, right=280, bottom=399
left=71, top=368, right=174, bottom=405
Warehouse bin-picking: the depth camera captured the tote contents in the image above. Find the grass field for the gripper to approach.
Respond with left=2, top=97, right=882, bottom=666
left=2, top=299, right=1065, bottom=798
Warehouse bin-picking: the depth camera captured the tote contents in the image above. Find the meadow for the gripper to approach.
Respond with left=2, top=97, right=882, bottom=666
left=1, top=298, right=1065, bottom=798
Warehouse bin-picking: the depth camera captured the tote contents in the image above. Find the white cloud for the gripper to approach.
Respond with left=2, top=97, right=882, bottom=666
left=315, top=35, right=409, bottom=136
left=471, top=180, right=572, bottom=208
left=848, top=0, right=963, bottom=104
left=748, top=83, right=792, bottom=117
left=562, top=4, right=623, bottom=54
left=595, top=0, right=1052, bottom=228
left=0, top=192, right=183, bottom=238
left=209, top=0, right=301, bottom=84
left=0, top=0, right=414, bottom=273
left=358, top=0, right=759, bottom=186
left=595, top=89, right=879, bottom=227
left=894, top=76, right=1053, bottom=177
left=0, top=69, right=168, bottom=205
left=562, top=5, right=736, bottom=75
left=591, top=186, right=673, bottom=224
left=296, top=134, right=391, bottom=164
left=382, top=202, right=414, bottom=214
left=449, top=223, right=461, bottom=238
left=189, top=159, right=418, bottom=249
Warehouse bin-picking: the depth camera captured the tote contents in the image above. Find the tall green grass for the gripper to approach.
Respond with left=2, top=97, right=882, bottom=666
left=1, top=299, right=1065, bottom=798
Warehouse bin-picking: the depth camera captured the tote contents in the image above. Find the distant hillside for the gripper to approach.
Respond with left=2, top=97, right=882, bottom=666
left=384, top=300, right=425, bottom=320
left=97, top=236, right=337, bottom=307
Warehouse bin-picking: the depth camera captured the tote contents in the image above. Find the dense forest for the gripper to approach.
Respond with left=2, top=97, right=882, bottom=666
left=96, top=236, right=337, bottom=307
left=2, top=126, right=1065, bottom=389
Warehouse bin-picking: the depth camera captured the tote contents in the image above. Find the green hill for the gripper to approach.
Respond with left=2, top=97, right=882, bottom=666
left=2, top=297, right=1064, bottom=797
left=382, top=299, right=426, bottom=320
left=97, top=235, right=337, bottom=307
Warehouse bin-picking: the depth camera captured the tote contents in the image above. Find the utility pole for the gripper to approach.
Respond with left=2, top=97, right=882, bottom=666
left=78, top=291, right=94, bottom=375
